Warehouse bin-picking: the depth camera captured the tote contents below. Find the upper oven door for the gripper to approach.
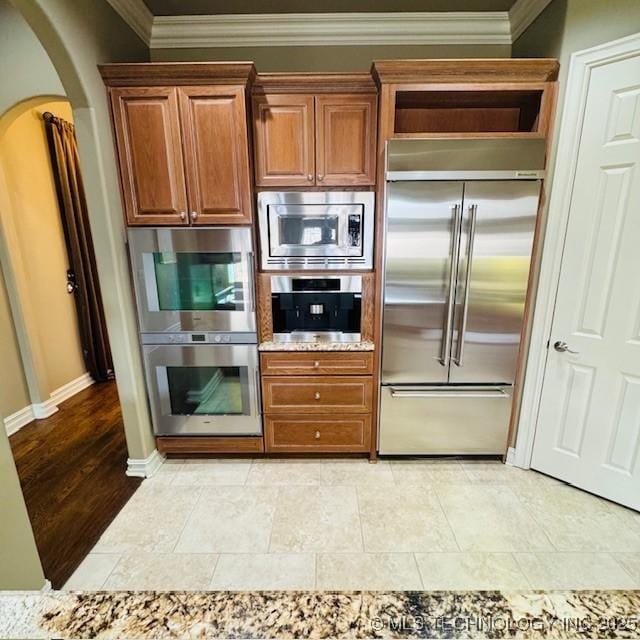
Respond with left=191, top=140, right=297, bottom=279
left=258, top=192, right=374, bottom=270
left=128, top=227, right=256, bottom=334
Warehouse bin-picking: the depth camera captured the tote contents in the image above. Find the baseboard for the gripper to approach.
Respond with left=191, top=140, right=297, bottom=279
left=50, top=372, right=94, bottom=406
left=126, top=449, right=164, bottom=478
left=4, top=372, right=94, bottom=436
left=4, top=405, right=36, bottom=436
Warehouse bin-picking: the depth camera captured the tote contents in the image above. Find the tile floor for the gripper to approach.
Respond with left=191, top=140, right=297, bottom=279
left=64, top=458, right=640, bottom=591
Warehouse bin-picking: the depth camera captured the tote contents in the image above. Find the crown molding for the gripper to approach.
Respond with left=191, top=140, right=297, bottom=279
left=150, top=12, right=512, bottom=49
left=509, top=0, right=554, bottom=41
left=106, top=0, right=154, bottom=45
left=106, top=3, right=553, bottom=50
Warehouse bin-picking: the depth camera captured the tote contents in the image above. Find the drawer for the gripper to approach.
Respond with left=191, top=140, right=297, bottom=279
left=260, top=351, right=374, bottom=376
left=265, top=414, right=371, bottom=452
left=262, top=376, right=373, bottom=414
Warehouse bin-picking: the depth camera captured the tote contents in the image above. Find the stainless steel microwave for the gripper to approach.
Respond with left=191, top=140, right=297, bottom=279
left=257, top=191, right=375, bottom=270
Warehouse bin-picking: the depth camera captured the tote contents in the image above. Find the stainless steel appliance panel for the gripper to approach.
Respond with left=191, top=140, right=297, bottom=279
left=143, top=343, right=261, bottom=436
left=381, top=181, right=464, bottom=384
left=379, top=385, right=512, bottom=454
left=449, top=181, right=539, bottom=383
left=386, top=138, right=546, bottom=181
left=128, top=227, right=256, bottom=334
left=258, top=191, right=374, bottom=270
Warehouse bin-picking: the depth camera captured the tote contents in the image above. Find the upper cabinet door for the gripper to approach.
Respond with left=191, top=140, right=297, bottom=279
left=110, top=87, right=188, bottom=225
left=315, top=94, right=377, bottom=186
left=179, top=86, right=253, bottom=225
left=252, top=94, right=315, bottom=187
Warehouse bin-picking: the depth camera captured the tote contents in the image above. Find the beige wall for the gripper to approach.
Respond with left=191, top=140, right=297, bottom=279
left=0, top=262, right=30, bottom=417
left=0, top=0, right=64, bottom=116
left=0, top=99, right=86, bottom=402
left=0, top=424, right=46, bottom=589
left=151, top=43, right=511, bottom=69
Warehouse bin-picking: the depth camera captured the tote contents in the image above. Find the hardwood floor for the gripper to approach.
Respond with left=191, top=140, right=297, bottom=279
left=9, top=381, right=141, bottom=589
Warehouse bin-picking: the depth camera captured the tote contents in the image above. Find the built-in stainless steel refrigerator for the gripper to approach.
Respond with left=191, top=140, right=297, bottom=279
left=379, top=139, right=545, bottom=454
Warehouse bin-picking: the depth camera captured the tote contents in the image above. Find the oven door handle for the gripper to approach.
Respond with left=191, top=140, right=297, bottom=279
left=254, top=367, right=262, bottom=415
left=247, top=252, right=256, bottom=313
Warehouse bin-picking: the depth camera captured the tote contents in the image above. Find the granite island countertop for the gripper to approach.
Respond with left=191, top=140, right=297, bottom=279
left=259, top=340, right=375, bottom=352
left=3, top=589, right=640, bottom=639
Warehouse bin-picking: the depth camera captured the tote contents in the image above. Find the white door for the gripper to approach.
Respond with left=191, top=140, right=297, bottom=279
left=531, top=43, right=640, bottom=511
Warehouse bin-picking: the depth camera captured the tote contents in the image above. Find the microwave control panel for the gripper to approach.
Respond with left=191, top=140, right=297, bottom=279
left=347, top=214, right=362, bottom=248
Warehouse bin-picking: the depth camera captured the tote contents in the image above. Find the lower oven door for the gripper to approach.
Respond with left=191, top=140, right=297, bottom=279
left=379, top=385, right=512, bottom=455
left=143, top=344, right=261, bottom=436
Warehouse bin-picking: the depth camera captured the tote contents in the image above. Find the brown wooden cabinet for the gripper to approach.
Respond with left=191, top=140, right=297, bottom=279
left=252, top=94, right=314, bottom=187
left=252, top=92, right=377, bottom=187
left=179, top=86, right=253, bottom=225
left=102, top=64, right=256, bottom=226
left=315, top=95, right=377, bottom=186
left=110, top=87, right=188, bottom=225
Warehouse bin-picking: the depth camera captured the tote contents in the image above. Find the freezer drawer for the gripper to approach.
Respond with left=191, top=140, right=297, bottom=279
left=379, top=385, right=512, bottom=455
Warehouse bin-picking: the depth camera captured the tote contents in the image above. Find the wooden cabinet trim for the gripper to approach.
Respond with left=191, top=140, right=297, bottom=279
left=100, top=63, right=257, bottom=87
left=260, top=351, right=374, bottom=376
left=262, top=375, right=373, bottom=414
left=252, top=94, right=315, bottom=187
left=371, top=59, right=560, bottom=85
left=156, top=436, right=264, bottom=454
left=179, top=85, right=253, bottom=224
left=265, top=414, right=371, bottom=452
left=253, top=72, right=377, bottom=94
left=315, top=94, right=377, bottom=186
left=110, top=86, right=189, bottom=226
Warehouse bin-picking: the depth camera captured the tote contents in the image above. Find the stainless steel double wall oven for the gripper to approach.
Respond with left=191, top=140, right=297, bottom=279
left=128, top=227, right=261, bottom=436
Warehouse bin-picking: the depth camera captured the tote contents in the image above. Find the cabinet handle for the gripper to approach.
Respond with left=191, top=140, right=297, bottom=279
left=190, top=211, right=199, bottom=221
left=315, top=430, right=321, bottom=440
left=313, top=361, right=320, bottom=368
left=179, top=211, right=186, bottom=220
left=314, top=391, right=321, bottom=400
left=307, top=174, right=313, bottom=182
left=317, top=174, right=324, bottom=181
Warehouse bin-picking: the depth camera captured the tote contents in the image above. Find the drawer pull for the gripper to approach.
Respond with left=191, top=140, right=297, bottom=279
left=314, top=391, right=321, bottom=400
left=315, top=430, right=321, bottom=439
left=314, top=361, right=320, bottom=368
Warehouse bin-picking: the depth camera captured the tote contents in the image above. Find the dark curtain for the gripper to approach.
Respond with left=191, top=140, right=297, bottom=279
left=43, top=112, right=114, bottom=382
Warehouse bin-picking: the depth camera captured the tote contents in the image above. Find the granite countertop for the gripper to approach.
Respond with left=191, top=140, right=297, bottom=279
left=3, top=589, right=639, bottom=639
left=259, top=340, right=375, bottom=352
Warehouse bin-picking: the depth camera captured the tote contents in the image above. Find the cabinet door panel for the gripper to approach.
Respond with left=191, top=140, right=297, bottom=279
left=252, top=94, right=314, bottom=187
left=180, top=86, right=252, bottom=225
left=110, top=87, right=188, bottom=225
left=316, top=94, right=377, bottom=186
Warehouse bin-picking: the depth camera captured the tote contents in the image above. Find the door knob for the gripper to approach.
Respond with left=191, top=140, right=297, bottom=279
left=554, top=340, right=579, bottom=354
left=307, top=174, right=313, bottom=181
left=179, top=211, right=186, bottom=220
left=314, top=391, right=321, bottom=400
left=315, top=430, right=321, bottom=439
left=190, top=211, right=199, bottom=221
left=313, top=361, right=320, bottom=368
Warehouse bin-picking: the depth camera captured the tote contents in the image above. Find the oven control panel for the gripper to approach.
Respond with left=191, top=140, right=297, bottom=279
left=141, top=332, right=257, bottom=345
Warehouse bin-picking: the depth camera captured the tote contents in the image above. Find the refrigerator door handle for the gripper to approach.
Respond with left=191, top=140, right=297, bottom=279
left=454, top=203, right=478, bottom=366
left=389, top=386, right=509, bottom=398
left=441, top=203, right=462, bottom=366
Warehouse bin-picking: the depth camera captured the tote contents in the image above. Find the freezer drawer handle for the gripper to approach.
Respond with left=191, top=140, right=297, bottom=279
left=389, top=387, right=509, bottom=399
left=454, top=203, right=478, bottom=367
left=441, top=203, right=462, bottom=367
